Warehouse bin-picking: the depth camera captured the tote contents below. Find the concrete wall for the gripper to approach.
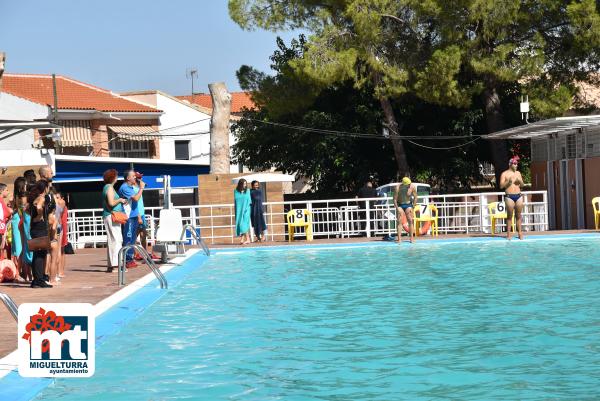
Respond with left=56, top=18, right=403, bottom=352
left=155, top=94, right=211, bottom=164
left=0, top=92, right=48, bottom=150
left=198, top=173, right=285, bottom=243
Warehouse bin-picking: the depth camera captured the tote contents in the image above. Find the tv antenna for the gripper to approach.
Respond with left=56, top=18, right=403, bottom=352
left=185, top=68, right=198, bottom=102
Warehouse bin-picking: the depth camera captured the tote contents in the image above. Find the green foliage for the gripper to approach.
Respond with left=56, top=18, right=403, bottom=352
left=230, top=0, right=600, bottom=118
left=233, top=38, right=487, bottom=194
left=415, top=46, right=471, bottom=108
left=232, top=86, right=397, bottom=195
left=230, top=0, right=600, bottom=191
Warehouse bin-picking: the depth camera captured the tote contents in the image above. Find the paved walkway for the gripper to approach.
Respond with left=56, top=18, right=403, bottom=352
left=0, top=249, right=150, bottom=358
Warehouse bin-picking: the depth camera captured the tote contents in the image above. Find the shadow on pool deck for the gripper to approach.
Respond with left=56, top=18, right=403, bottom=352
left=0, top=229, right=595, bottom=358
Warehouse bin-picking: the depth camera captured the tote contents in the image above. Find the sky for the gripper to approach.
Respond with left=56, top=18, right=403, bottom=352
left=0, top=0, right=299, bottom=94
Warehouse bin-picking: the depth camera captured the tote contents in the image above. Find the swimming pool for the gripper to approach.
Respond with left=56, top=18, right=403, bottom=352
left=16, top=236, right=600, bottom=399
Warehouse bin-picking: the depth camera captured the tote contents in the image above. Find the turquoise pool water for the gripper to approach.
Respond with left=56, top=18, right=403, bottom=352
left=35, top=237, right=600, bottom=400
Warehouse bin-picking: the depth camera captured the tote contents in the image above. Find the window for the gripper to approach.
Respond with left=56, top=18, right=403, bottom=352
left=174, top=140, right=190, bottom=160
left=108, top=134, right=150, bottom=158
left=566, top=133, right=576, bottom=159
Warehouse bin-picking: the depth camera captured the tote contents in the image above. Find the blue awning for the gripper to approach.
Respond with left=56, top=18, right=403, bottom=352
left=54, top=159, right=209, bottom=189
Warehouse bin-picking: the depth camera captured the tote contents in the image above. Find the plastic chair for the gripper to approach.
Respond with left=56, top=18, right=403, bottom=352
left=592, top=197, right=600, bottom=230
left=414, top=204, right=439, bottom=236
left=286, top=209, right=313, bottom=242
left=488, top=201, right=515, bottom=234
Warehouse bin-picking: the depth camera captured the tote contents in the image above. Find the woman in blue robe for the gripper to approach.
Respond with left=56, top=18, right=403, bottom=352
left=250, top=180, right=267, bottom=242
left=234, top=179, right=252, bottom=245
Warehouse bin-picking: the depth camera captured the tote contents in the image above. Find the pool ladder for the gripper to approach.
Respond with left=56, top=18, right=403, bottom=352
left=181, top=224, right=210, bottom=257
left=0, top=292, right=18, bottom=321
left=118, top=245, right=168, bottom=289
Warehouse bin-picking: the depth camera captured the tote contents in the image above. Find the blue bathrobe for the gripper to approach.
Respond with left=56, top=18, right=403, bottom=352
left=234, top=189, right=252, bottom=236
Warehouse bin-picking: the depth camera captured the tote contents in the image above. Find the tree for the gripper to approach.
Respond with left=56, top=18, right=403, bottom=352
left=232, top=37, right=488, bottom=194
left=229, top=0, right=600, bottom=185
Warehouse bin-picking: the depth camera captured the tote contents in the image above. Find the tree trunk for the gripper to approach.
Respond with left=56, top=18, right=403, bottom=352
left=482, top=87, right=509, bottom=187
left=0, top=52, right=5, bottom=90
left=379, top=97, right=410, bottom=176
left=209, top=82, right=232, bottom=174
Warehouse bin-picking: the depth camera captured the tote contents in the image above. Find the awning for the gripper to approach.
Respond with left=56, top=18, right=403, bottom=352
left=231, top=172, right=296, bottom=184
left=53, top=158, right=209, bottom=189
left=58, top=120, right=93, bottom=146
left=108, top=125, right=159, bottom=141
left=484, top=115, right=600, bottom=140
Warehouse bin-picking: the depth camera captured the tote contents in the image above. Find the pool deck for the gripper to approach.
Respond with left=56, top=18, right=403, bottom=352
left=0, top=249, right=151, bottom=359
left=0, top=229, right=595, bottom=358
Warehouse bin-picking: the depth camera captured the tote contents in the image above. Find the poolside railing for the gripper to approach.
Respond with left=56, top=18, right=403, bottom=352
left=67, top=190, right=548, bottom=247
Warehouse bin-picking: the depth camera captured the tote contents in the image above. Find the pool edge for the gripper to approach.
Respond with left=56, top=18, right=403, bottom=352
left=0, top=249, right=208, bottom=401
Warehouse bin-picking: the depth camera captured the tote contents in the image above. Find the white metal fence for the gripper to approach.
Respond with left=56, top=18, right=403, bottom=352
left=67, top=190, right=548, bottom=248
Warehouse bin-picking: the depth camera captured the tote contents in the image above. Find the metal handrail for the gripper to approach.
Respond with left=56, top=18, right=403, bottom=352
left=118, top=245, right=168, bottom=289
left=181, top=224, right=210, bottom=256
left=0, top=292, right=18, bottom=321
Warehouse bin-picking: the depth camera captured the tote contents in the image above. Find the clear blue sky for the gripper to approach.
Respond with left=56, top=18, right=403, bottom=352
left=0, top=0, right=298, bottom=94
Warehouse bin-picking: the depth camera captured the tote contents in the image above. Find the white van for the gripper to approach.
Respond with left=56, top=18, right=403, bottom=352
left=375, top=182, right=432, bottom=235
left=376, top=182, right=431, bottom=205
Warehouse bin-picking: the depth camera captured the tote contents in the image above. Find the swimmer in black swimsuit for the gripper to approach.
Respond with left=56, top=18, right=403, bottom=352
left=393, top=177, right=417, bottom=243
left=500, top=156, right=525, bottom=240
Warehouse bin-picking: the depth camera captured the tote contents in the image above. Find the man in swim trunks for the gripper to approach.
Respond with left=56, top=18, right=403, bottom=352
left=499, top=156, right=525, bottom=240
left=393, top=176, right=417, bottom=243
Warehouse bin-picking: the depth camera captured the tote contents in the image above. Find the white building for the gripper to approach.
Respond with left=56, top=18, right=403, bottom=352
left=0, top=91, right=49, bottom=150
left=121, top=90, right=241, bottom=173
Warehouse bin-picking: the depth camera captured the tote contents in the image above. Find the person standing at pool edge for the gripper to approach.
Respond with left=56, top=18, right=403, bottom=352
left=118, top=170, right=145, bottom=267
left=500, top=156, right=525, bottom=240
left=234, top=179, right=252, bottom=245
left=393, top=177, right=417, bottom=243
left=250, top=180, right=267, bottom=242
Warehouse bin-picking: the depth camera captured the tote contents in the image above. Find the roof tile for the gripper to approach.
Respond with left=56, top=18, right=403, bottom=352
left=2, top=73, right=160, bottom=113
left=177, top=92, right=255, bottom=113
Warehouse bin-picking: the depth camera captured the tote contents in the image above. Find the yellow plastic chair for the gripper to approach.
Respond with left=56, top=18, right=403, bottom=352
left=286, top=209, right=313, bottom=242
left=414, top=204, right=439, bottom=236
left=488, top=201, right=515, bottom=234
left=592, top=197, right=600, bottom=230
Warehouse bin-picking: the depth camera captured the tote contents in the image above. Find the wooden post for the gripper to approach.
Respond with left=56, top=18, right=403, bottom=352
left=208, top=82, right=231, bottom=174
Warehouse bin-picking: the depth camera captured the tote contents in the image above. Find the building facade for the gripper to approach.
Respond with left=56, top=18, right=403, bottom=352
left=121, top=90, right=242, bottom=172
left=530, top=125, right=600, bottom=230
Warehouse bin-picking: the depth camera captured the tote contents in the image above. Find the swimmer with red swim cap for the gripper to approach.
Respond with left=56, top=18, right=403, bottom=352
left=499, top=156, right=525, bottom=240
